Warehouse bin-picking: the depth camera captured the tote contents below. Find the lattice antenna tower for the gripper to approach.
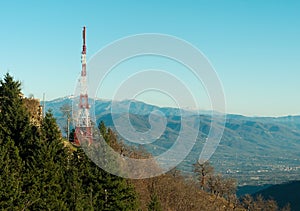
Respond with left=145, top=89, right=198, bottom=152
left=74, top=26, right=92, bottom=146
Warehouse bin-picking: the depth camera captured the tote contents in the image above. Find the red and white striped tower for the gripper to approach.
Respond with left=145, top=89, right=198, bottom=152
left=74, top=26, right=92, bottom=146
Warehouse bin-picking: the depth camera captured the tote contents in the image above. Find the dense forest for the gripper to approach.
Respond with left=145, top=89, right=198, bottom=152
left=0, top=73, right=290, bottom=210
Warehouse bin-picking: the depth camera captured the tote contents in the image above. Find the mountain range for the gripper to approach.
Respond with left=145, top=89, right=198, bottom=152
left=46, top=96, right=300, bottom=187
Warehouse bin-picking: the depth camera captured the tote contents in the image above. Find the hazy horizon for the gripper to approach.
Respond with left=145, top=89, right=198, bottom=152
left=44, top=95, right=299, bottom=118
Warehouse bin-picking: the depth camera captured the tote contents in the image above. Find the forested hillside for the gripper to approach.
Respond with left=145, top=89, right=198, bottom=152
left=0, top=73, right=290, bottom=210
left=0, top=73, right=137, bottom=210
left=253, top=181, right=300, bottom=211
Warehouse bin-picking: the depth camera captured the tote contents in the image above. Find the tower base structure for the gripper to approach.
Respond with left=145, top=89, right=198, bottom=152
left=74, top=126, right=92, bottom=146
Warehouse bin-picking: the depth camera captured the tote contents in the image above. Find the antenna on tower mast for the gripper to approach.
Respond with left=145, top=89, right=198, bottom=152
left=82, top=26, right=86, bottom=54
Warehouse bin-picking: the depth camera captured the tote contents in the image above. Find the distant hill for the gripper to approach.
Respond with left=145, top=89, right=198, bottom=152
left=45, top=97, right=300, bottom=187
left=237, top=184, right=271, bottom=196
left=253, top=180, right=300, bottom=211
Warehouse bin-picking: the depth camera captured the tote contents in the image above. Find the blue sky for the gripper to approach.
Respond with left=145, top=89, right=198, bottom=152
left=0, top=0, right=299, bottom=116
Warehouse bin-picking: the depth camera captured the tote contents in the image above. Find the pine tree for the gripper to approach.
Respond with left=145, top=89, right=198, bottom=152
left=0, top=135, right=23, bottom=209
left=147, top=193, right=162, bottom=211
left=22, top=110, right=69, bottom=210
left=102, top=172, right=138, bottom=210
left=99, top=120, right=108, bottom=141
left=42, top=110, right=62, bottom=143
left=0, top=73, right=139, bottom=210
left=68, top=146, right=138, bottom=210
left=69, top=128, right=75, bottom=142
left=0, top=73, right=40, bottom=209
left=0, top=73, right=38, bottom=160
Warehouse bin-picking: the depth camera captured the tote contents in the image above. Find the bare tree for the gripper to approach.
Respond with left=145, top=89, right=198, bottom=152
left=194, top=161, right=214, bottom=190
left=241, top=194, right=254, bottom=211
left=60, top=103, right=72, bottom=140
left=223, top=177, right=237, bottom=199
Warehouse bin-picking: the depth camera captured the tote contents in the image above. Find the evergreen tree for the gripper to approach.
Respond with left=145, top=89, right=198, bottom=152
left=97, top=121, right=139, bottom=210
left=69, top=128, right=75, bottom=142
left=42, top=110, right=62, bottom=143
left=0, top=73, right=138, bottom=210
left=0, top=135, right=23, bottom=209
left=22, top=110, right=69, bottom=210
left=99, top=120, right=108, bottom=141
left=102, top=172, right=138, bottom=210
left=0, top=73, right=35, bottom=159
left=147, top=193, right=162, bottom=211
left=0, top=73, right=40, bottom=209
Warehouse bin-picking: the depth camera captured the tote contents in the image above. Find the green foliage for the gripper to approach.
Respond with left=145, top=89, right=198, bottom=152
left=69, top=128, right=75, bottom=142
left=42, top=110, right=62, bottom=142
left=0, top=73, right=34, bottom=157
left=99, top=120, right=109, bottom=142
left=0, top=137, right=23, bottom=209
left=21, top=110, right=69, bottom=210
left=0, top=73, right=138, bottom=210
left=147, top=193, right=162, bottom=211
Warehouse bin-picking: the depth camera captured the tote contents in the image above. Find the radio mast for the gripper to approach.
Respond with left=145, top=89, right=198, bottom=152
left=74, top=26, right=92, bottom=146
